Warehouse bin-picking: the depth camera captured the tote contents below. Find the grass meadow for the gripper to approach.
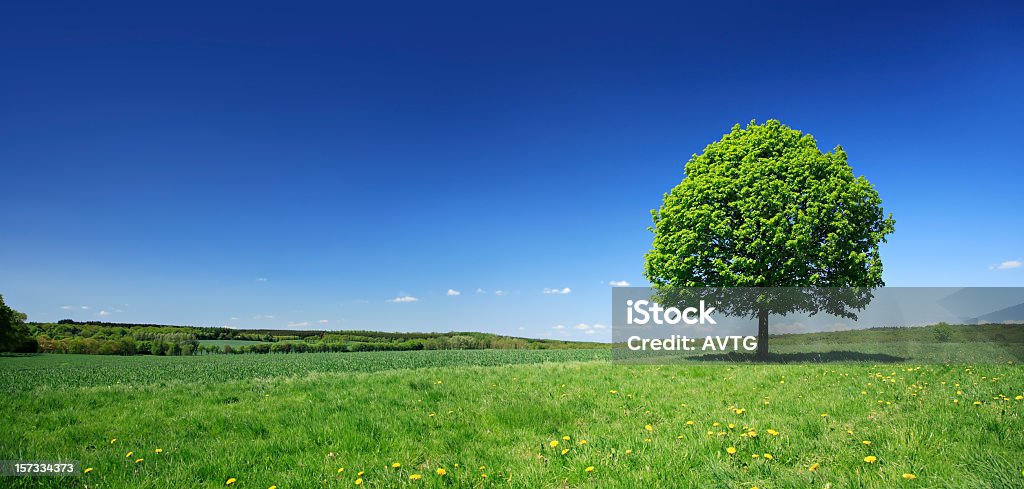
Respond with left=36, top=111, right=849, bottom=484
left=1, top=346, right=1023, bottom=488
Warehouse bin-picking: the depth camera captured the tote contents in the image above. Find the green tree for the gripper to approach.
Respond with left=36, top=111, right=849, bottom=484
left=0, top=294, right=35, bottom=352
left=644, top=121, right=895, bottom=358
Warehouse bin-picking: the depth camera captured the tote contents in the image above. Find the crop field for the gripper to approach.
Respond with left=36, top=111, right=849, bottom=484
left=1, top=348, right=1023, bottom=488
left=198, top=340, right=273, bottom=348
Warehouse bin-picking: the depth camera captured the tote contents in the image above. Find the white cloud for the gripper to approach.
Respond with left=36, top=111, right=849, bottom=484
left=60, top=305, right=72, bottom=310
left=98, top=310, right=111, bottom=316
left=553, top=324, right=566, bottom=330
left=564, top=323, right=607, bottom=334
left=447, top=289, right=461, bottom=296
left=494, top=290, right=507, bottom=296
left=388, top=296, right=419, bottom=303
left=81, top=306, right=90, bottom=310
left=288, top=321, right=310, bottom=328
left=543, top=287, right=572, bottom=295
left=991, top=259, right=1022, bottom=270
left=609, top=280, right=631, bottom=287
left=475, top=288, right=487, bottom=294
left=256, top=277, right=268, bottom=282
left=230, top=317, right=240, bottom=321
left=318, top=319, right=329, bottom=324
left=253, top=314, right=275, bottom=320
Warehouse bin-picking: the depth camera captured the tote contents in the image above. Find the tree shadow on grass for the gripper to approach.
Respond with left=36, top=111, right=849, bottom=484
left=690, top=350, right=907, bottom=363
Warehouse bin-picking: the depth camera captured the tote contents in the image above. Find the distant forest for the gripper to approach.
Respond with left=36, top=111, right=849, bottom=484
left=25, top=320, right=607, bottom=356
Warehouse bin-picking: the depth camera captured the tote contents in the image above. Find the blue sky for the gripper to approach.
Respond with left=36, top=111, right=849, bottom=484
left=1, top=1, right=1021, bottom=340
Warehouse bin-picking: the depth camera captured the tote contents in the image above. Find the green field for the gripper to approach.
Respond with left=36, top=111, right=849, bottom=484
left=197, top=339, right=273, bottom=348
left=1, top=347, right=1023, bottom=488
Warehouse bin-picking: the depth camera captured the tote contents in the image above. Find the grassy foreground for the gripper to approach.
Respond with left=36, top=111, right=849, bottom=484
left=1, top=350, right=1023, bottom=488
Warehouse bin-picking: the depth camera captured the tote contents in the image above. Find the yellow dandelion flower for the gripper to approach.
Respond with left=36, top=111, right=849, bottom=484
left=125, top=452, right=133, bottom=458
left=578, top=439, right=587, bottom=445
left=820, top=413, right=828, bottom=418
left=355, top=478, right=363, bottom=485
left=479, top=466, right=486, bottom=471
left=862, top=440, right=872, bottom=446
left=902, top=473, right=917, bottom=480
left=409, top=474, right=422, bottom=481
left=481, top=474, right=487, bottom=479
left=562, top=435, right=570, bottom=441
left=764, top=453, right=773, bottom=460
left=625, top=449, right=633, bottom=455
left=751, top=454, right=759, bottom=459
left=110, top=438, right=117, bottom=444
left=686, top=420, right=695, bottom=425
left=864, top=456, right=877, bottom=463
left=561, top=448, right=569, bottom=455
left=748, top=430, right=757, bottom=437
left=973, top=401, right=982, bottom=406
left=585, top=466, right=595, bottom=473
left=767, top=429, right=779, bottom=436
left=225, top=478, right=236, bottom=485
left=712, top=422, right=720, bottom=427
left=392, top=462, right=401, bottom=468
left=550, top=440, right=559, bottom=448
left=809, top=463, right=820, bottom=472
left=84, top=467, right=94, bottom=473
left=436, top=468, right=447, bottom=476
left=1015, top=395, right=1022, bottom=401
left=269, top=486, right=277, bottom=489
left=645, top=424, right=653, bottom=431
left=609, top=390, right=618, bottom=394
left=134, top=458, right=144, bottom=463
left=155, top=448, right=163, bottom=454
left=726, top=446, right=737, bottom=455
left=357, top=471, right=364, bottom=476
left=338, top=467, right=345, bottom=473
left=728, top=423, right=735, bottom=429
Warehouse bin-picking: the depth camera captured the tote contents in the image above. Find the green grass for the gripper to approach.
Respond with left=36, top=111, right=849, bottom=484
left=1, top=350, right=1022, bottom=488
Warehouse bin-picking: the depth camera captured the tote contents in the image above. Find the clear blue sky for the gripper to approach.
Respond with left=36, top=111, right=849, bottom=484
left=1, top=1, right=1021, bottom=340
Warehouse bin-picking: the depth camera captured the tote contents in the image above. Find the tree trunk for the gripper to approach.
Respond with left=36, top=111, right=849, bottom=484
left=756, top=308, right=769, bottom=360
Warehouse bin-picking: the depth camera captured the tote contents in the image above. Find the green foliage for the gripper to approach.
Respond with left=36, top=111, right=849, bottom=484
left=932, top=322, right=955, bottom=342
left=645, top=121, right=895, bottom=355
left=0, top=294, right=35, bottom=352
left=646, top=120, right=895, bottom=288
left=26, top=321, right=605, bottom=356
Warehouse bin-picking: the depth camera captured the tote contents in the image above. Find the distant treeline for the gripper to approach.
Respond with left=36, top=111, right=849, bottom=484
left=769, top=322, right=1024, bottom=345
left=25, top=321, right=606, bottom=356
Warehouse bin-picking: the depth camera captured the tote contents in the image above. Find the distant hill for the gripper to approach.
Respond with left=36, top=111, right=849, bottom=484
left=770, top=322, right=1024, bottom=345
left=27, top=320, right=607, bottom=356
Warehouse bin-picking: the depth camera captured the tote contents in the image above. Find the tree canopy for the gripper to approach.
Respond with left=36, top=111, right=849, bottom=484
left=644, top=120, right=895, bottom=357
left=0, top=293, right=34, bottom=352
